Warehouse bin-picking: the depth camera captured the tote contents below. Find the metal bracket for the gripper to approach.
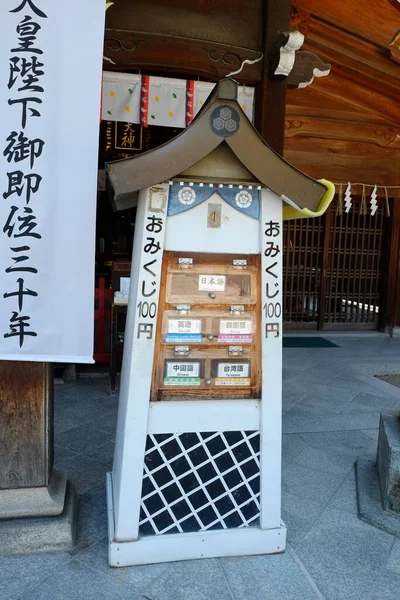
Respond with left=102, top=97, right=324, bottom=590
left=228, top=346, right=243, bottom=356
left=231, top=305, right=245, bottom=314
left=233, top=259, right=247, bottom=269
left=176, top=304, right=191, bottom=314
left=178, top=258, right=193, bottom=268
left=174, top=346, right=190, bottom=356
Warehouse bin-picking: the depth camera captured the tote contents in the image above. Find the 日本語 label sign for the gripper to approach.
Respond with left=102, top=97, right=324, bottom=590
left=198, top=275, right=226, bottom=292
left=0, top=0, right=105, bottom=362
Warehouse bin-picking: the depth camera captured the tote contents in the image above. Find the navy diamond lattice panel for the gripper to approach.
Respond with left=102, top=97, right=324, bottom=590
left=139, top=431, right=260, bottom=536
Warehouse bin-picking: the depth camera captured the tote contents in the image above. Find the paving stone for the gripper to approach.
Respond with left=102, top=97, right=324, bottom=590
left=61, top=455, right=110, bottom=495
left=283, top=381, right=359, bottom=403
left=18, top=558, right=130, bottom=600
left=294, top=507, right=396, bottom=600
left=90, top=409, right=119, bottom=435
left=361, top=429, right=380, bottom=442
left=0, top=551, right=71, bottom=600
left=56, top=424, right=115, bottom=454
left=282, top=491, right=328, bottom=544
left=350, top=391, right=398, bottom=412
left=77, top=536, right=169, bottom=594
left=386, top=538, right=400, bottom=574
left=291, top=445, right=359, bottom=476
left=283, top=412, right=380, bottom=434
left=282, top=462, right=345, bottom=504
left=144, top=558, right=233, bottom=600
left=298, top=430, right=377, bottom=456
left=282, top=434, right=308, bottom=463
left=330, top=467, right=358, bottom=514
left=71, top=484, right=108, bottom=554
left=323, top=373, right=368, bottom=394
left=221, top=552, right=320, bottom=600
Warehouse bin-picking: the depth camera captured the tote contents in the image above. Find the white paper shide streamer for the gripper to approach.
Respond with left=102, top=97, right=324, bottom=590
left=370, top=185, right=378, bottom=216
left=344, top=183, right=352, bottom=213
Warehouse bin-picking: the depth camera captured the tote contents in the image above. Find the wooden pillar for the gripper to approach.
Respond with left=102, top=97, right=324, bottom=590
left=255, top=0, right=291, bottom=155
left=0, top=361, right=52, bottom=491
left=380, top=198, right=400, bottom=334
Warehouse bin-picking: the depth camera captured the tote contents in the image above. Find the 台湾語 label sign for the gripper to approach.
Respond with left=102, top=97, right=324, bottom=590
left=217, top=362, right=249, bottom=378
left=198, top=275, right=226, bottom=292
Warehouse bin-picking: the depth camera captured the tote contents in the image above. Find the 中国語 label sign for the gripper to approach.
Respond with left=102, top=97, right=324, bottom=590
left=0, top=0, right=105, bottom=362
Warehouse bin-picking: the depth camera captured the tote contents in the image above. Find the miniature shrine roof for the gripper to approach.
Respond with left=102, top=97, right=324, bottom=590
left=106, top=79, right=334, bottom=219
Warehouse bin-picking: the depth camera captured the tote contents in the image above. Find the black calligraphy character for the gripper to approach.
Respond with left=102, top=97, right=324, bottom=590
left=265, top=323, right=280, bottom=339
left=144, top=237, right=161, bottom=254
left=266, top=283, right=279, bottom=299
left=11, top=16, right=42, bottom=54
left=137, top=323, right=153, bottom=339
left=10, top=0, right=47, bottom=18
left=8, top=56, right=44, bottom=90
left=4, top=132, right=44, bottom=169
left=8, top=97, right=42, bottom=129
left=146, top=215, right=163, bottom=233
left=264, top=242, right=280, bottom=258
left=265, top=262, right=278, bottom=279
left=6, top=245, right=37, bottom=274
left=3, top=206, right=41, bottom=240
left=3, top=277, right=38, bottom=311
left=143, top=259, right=157, bottom=277
left=3, top=171, right=42, bottom=203
left=4, top=312, right=38, bottom=348
left=264, top=221, right=280, bottom=237
left=141, top=280, right=156, bottom=297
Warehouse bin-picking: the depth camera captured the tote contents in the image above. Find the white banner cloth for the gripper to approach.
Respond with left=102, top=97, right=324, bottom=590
left=102, top=72, right=255, bottom=126
left=0, top=0, right=105, bottom=362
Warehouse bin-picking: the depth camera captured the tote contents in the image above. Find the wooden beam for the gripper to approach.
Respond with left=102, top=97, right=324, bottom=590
left=293, top=0, right=400, bottom=49
left=255, top=0, right=291, bottom=154
left=0, top=362, right=52, bottom=490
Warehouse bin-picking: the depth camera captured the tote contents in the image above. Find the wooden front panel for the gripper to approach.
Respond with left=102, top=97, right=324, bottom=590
left=322, top=199, right=387, bottom=329
left=283, top=216, right=324, bottom=328
left=152, top=252, right=261, bottom=400
left=0, top=362, right=52, bottom=489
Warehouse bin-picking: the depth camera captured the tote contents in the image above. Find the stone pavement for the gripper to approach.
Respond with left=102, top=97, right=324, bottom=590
left=2, top=333, right=400, bottom=600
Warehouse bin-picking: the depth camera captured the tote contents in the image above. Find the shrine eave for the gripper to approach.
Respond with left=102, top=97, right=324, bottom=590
left=106, top=79, right=335, bottom=219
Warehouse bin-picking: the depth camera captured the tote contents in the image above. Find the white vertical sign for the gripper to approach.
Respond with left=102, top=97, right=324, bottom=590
left=0, top=0, right=105, bottom=362
left=260, top=188, right=283, bottom=530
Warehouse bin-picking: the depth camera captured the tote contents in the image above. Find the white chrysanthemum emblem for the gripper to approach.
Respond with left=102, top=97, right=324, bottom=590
left=178, top=186, right=196, bottom=205
left=235, top=190, right=252, bottom=209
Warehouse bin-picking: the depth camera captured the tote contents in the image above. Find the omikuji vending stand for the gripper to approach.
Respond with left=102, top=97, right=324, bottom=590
left=105, top=79, right=334, bottom=567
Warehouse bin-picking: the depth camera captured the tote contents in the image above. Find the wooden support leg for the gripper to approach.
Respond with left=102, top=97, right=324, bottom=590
left=0, top=361, right=66, bottom=519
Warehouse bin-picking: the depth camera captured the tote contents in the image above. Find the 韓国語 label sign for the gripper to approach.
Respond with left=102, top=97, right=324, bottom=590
left=220, top=320, right=252, bottom=335
left=198, top=275, right=226, bottom=292
left=217, top=362, right=249, bottom=378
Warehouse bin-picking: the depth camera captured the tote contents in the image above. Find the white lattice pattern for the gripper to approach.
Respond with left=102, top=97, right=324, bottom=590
left=139, top=431, right=260, bottom=536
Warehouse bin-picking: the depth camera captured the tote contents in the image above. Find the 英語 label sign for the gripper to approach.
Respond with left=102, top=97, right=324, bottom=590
left=168, top=319, right=201, bottom=334
left=198, top=275, right=226, bottom=292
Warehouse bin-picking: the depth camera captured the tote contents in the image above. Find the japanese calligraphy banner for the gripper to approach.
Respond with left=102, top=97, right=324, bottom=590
left=0, top=0, right=105, bottom=362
